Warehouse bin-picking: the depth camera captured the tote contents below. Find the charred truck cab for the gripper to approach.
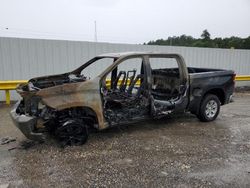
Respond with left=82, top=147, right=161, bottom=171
left=10, top=52, right=235, bottom=145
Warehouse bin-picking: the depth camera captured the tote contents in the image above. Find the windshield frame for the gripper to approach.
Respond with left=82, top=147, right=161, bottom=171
left=71, top=57, right=118, bottom=78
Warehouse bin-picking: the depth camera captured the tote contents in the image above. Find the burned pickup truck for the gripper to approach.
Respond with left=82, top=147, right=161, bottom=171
left=11, top=52, right=235, bottom=145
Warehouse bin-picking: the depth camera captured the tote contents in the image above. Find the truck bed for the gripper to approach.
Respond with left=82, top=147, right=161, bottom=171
left=187, top=67, right=225, bottom=74
left=187, top=66, right=235, bottom=114
left=188, top=67, right=234, bottom=79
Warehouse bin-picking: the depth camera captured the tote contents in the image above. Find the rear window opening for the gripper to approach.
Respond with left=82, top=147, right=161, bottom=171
left=149, top=57, right=181, bottom=101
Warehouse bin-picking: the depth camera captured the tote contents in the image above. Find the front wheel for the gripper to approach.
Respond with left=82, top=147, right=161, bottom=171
left=197, top=94, right=220, bottom=122
left=55, top=119, right=89, bottom=146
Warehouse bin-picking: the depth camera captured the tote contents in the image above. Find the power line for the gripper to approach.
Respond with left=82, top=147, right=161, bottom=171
left=0, top=26, right=152, bottom=44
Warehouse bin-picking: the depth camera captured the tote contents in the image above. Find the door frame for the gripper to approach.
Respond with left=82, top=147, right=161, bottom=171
left=100, top=55, right=151, bottom=124
left=145, top=54, right=189, bottom=117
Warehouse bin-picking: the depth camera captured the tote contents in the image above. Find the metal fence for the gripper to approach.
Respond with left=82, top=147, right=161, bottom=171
left=1, top=37, right=250, bottom=101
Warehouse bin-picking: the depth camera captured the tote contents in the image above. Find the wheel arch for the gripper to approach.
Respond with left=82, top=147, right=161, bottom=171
left=203, top=88, right=226, bottom=105
left=189, top=87, right=225, bottom=115
left=56, top=106, right=99, bottom=129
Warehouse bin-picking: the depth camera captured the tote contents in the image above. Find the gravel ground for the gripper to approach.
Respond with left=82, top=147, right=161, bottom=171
left=0, top=93, right=250, bottom=187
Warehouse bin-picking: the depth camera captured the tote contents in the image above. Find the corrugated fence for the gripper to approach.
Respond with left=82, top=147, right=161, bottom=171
left=0, top=37, right=250, bottom=101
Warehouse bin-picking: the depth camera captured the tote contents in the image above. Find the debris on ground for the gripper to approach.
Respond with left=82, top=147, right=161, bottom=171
left=1, top=137, right=16, bottom=145
left=8, top=146, right=19, bottom=151
left=19, top=140, right=37, bottom=149
left=7, top=140, right=38, bottom=151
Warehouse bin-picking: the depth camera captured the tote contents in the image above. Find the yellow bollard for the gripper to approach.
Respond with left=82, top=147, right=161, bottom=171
left=5, top=90, right=10, bottom=105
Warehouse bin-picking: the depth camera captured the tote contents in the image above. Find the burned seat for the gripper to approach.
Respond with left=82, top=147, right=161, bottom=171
left=104, top=74, right=145, bottom=109
left=113, top=70, right=137, bottom=92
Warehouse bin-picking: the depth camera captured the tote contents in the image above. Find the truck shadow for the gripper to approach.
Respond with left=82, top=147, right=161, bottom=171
left=89, top=112, right=199, bottom=143
left=15, top=112, right=201, bottom=150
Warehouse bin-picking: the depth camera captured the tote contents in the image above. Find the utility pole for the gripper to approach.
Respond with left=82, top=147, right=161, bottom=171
left=94, top=21, right=97, bottom=42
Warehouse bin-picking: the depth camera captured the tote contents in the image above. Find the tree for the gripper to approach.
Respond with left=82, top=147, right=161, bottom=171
left=146, top=29, right=250, bottom=49
left=201, top=29, right=211, bottom=40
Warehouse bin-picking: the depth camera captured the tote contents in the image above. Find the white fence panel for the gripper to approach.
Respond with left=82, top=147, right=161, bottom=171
left=0, top=37, right=250, bottom=101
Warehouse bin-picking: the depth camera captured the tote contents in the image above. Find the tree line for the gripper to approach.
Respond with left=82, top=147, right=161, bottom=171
left=146, top=30, right=250, bottom=49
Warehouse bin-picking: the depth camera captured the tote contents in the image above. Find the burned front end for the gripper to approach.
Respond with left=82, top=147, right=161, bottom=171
left=10, top=73, right=89, bottom=142
left=10, top=90, right=51, bottom=142
left=10, top=99, right=47, bottom=141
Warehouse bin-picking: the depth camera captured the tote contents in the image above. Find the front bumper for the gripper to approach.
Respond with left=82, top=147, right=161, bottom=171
left=10, top=101, right=45, bottom=141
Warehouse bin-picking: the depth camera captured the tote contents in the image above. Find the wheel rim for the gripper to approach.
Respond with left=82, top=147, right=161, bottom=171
left=205, top=99, right=218, bottom=118
left=56, top=120, right=88, bottom=146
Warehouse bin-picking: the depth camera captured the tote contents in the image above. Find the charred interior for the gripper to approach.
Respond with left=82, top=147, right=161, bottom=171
left=101, top=57, right=183, bottom=125
left=27, top=74, right=87, bottom=91
left=102, top=61, right=150, bottom=126
left=151, top=68, right=181, bottom=100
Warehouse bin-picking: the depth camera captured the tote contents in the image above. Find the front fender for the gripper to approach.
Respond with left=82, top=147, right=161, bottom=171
left=36, top=78, right=107, bottom=129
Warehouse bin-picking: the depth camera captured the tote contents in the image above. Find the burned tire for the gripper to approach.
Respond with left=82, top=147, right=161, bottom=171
left=55, top=119, right=88, bottom=146
left=197, top=94, right=220, bottom=122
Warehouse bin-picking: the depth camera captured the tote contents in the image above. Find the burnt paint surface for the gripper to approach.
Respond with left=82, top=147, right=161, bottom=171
left=16, top=52, right=235, bottom=131
left=36, top=77, right=108, bottom=129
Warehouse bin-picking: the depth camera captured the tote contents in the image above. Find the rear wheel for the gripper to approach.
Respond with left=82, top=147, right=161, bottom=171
left=55, top=119, right=88, bottom=146
left=197, top=94, right=220, bottom=122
